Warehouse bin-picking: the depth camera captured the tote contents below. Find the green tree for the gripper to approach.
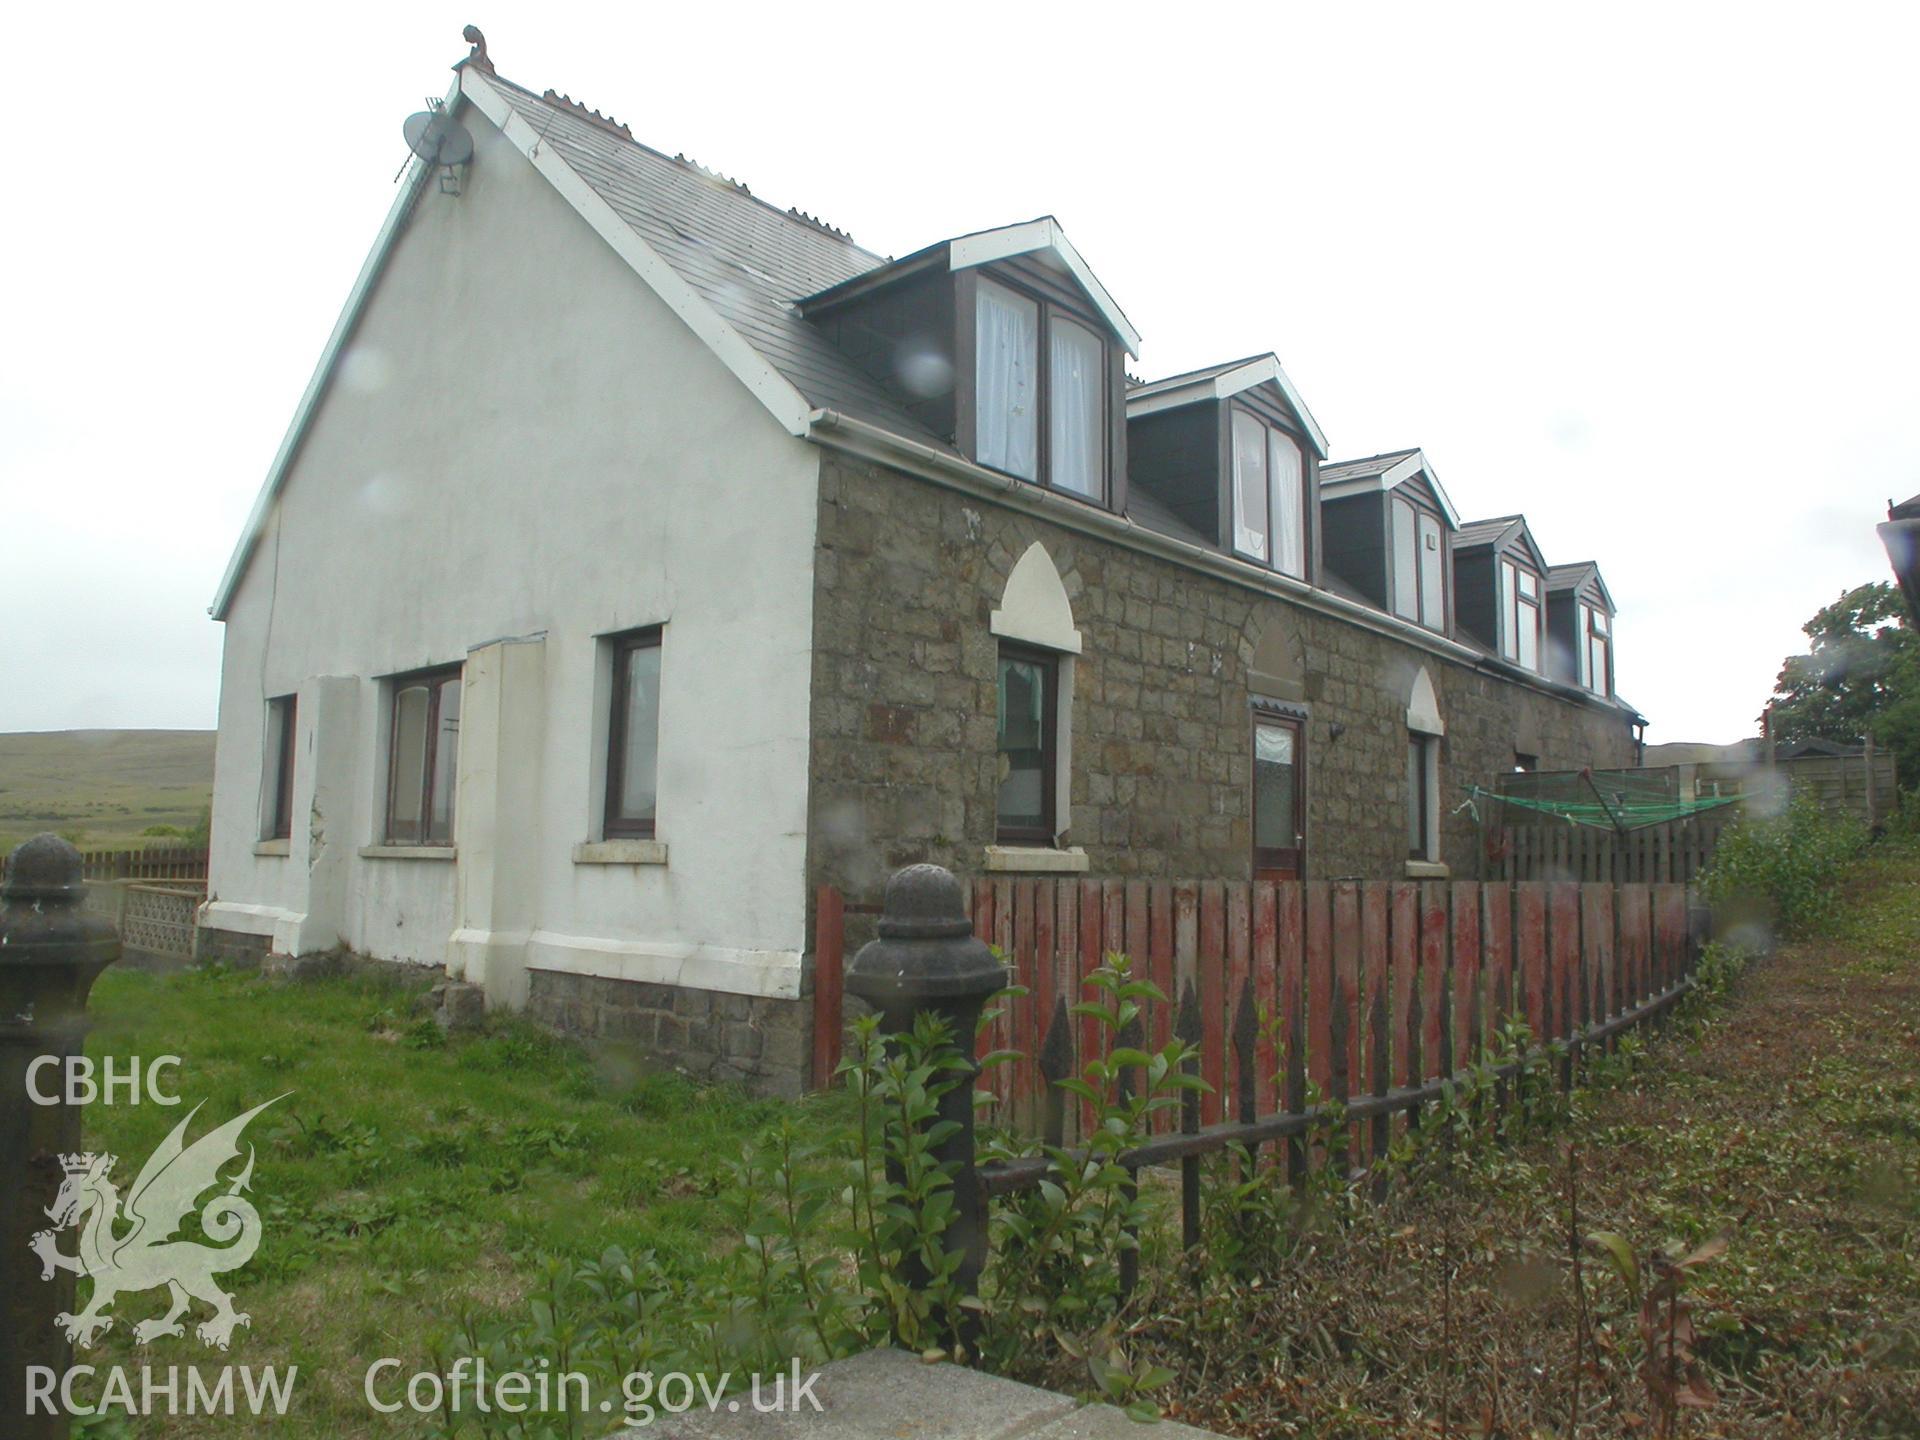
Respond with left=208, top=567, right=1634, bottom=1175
left=1763, top=581, right=1920, bottom=784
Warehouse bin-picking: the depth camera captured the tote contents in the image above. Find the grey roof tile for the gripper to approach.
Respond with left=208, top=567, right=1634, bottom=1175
left=488, top=78, right=945, bottom=440
left=1319, top=448, right=1421, bottom=483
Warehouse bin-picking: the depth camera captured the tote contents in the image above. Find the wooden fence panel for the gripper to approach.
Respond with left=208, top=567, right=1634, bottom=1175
left=1452, top=881, right=1480, bottom=1065
left=1304, top=883, right=1334, bottom=1092
left=1484, top=882, right=1513, bottom=1033
left=1546, top=884, right=1579, bottom=1043
left=1252, top=882, right=1280, bottom=1117
left=1147, top=881, right=1175, bottom=1133
left=1391, top=883, right=1419, bottom=1088
left=1276, top=880, right=1306, bottom=1122
left=809, top=887, right=845, bottom=1090
left=1654, top=885, right=1688, bottom=992
left=1420, top=883, right=1449, bottom=1080
left=1198, top=881, right=1227, bottom=1125
left=1517, top=883, right=1549, bottom=1042
left=1581, top=884, right=1613, bottom=1032
left=1361, top=883, right=1390, bottom=1164
left=1331, top=882, right=1360, bottom=1117
left=1226, top=883, right=1252, bottom=1122
left=1618, top=883, right=1650, bottom=1006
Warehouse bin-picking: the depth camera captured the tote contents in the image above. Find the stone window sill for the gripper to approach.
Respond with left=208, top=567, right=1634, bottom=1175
left=358, top=845, right=457, bottom=861
left=984, top=845, right=1090, bottom=874
left=572, top=839, right=669, bottom=866
left=1404, top=860, right=1451, bottom=880
left=252, top=839, right=290, bottom=857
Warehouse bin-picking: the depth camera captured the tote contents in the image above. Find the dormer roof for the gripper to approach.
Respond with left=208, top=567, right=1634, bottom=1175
left=1123, top=353, right=1328, bottom=458
left=799, top=216, right=1141, bottom=357
left=1320, top=448, right=1461, bottom=528
left=1547, top=561, right=1615, bottom=612
left=1456, top=514, right=1548, bottom=573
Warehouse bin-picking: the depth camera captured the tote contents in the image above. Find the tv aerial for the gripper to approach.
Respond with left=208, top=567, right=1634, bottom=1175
left=397, top=97, right=474, bottom=195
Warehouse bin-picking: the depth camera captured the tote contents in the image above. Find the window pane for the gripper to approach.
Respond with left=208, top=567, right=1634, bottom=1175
left=1268, top=430, right=1304, bottom=577
left=1407, top=736, right=1427, bottom=858
left=1231, top=411, right=1268, bottom=558
left=1591, top=608, right=1610, bottom=635
left=975, top=281, right=1038, bottom=480
left=1418, top=512, right=1445, bottom=626
left=1049, top=318, right=1103, bottom=498
left=1516, top=597, right=1540, bottom=670
left=1589, top=634, right=1609, bottom=694
left=1577, top=604, right=1593, bottom=687
left=265, top=697, right=296, bottom=840
left=1499, top=561, right=1519, bottom=659
left=428, top=677, right=461, bottom=844
left=389, top=685, right=429, bottom=841
left=1517, top=568, right=1539, bottom=598
left=618, top=643, right=662, bottom=824
left=1391, top=498, right=1419, bottom=620
left=996, top=654, right=1049, bottom=833
left=1253, top=723, right=1297, bottom=850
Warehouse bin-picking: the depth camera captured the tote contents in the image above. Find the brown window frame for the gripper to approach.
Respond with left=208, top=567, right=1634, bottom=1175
left=1390, top=493, right=1450, bottom=632
left=384, top=665, right=462, bottom=846
left=1228, top=404, right=1311, bottom=580
left=995, top=641, right=1059, bottom=846
left=965, top=273, right=1113, bottom=508
left=603, top=626, right=664, bottom=840
left=265, top=694, right=297, bottom=842
left=1503, top=558, right=1544, bottom=669
left=1585, top=605, right=1612, bottom=696
left=1251, top=708, right=1306, bottom=880
left=1408, top=731, right=1437, bottom=861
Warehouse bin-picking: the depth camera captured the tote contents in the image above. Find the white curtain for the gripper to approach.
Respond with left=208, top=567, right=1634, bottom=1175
left=1268, top=430, right=1303, bottom=576
left=975, top=281, right=1038, bottom=480
left=1417, top=512, right=1445, bottom=625
left=1049, top=320, right=1102, bottom=497
left=1231, top=411, right=1268, bottom=557
left=1391, top=498, right=1420, bottom=620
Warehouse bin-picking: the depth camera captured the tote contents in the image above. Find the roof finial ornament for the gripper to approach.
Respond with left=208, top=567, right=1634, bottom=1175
left=461, top=25, right=495, bottom=74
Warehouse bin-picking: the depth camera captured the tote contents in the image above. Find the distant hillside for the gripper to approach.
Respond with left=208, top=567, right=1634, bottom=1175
left=0, top=730, right=215, bottom=852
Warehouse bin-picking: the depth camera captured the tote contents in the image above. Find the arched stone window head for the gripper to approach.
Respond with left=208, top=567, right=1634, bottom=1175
left=1405, top=666, right=1446, bottom=874
left=987, top=543, right=1087, bottom=872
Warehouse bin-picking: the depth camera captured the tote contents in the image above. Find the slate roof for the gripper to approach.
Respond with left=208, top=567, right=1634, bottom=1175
left=1454, top=515, right=1525, bottom=548
left=1319, top=449, right=1422, bottom=484
left=486, top=76, right=946, bottom=442
left=1546, top=561, right=1601, bottom=588
left=1124, top=488, right=1212, bottom=549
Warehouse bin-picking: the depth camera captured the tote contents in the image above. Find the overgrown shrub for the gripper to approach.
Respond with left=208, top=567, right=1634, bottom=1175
left=1699, top=794, right=1866, bottom=940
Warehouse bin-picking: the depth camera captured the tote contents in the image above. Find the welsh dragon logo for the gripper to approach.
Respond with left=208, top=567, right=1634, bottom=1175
left=29, top=1097, right=285, bottom=1350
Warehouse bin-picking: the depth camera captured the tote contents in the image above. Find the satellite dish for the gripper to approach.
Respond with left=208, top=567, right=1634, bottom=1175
left=403, top=109, right=474, bottom=167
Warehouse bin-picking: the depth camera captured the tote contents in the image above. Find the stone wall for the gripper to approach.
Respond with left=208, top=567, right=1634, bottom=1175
left=525, top=971, right=812, bottom=1100
left=807, top=452, right=1638, bottom=903
left=192, top=925, right=272, bottom=970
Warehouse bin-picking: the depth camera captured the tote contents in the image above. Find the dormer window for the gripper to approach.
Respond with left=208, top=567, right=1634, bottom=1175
left=1230, top=409, right=1307, bottom=578
left=1580, top=604, right=1611, bottom=694
left=1544, top=563, right=1616, bottom=694
left=1391, top=495, right=1446, bottom=629
left=974, top=277, right=1107, bottom=501
left=1501, top=560, right=1543, bottom=670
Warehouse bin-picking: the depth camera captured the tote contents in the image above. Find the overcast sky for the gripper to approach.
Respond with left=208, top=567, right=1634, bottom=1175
left=6, top=3, right=1916, bottom=742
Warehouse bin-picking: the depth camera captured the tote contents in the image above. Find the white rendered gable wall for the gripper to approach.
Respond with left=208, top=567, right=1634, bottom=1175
left=202, top=95, right=820, bottom=1003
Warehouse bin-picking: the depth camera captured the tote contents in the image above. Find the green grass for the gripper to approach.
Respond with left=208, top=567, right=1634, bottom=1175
left=71, top=965, right=848, bottom=1436
left=0, top=728, right=214, bottom=852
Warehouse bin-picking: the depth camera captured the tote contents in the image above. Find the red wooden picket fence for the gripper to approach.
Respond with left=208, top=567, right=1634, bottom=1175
left=811, top=877, right=1699, bottom=1149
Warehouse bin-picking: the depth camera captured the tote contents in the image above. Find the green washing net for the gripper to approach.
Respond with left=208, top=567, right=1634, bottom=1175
left=1467, top=768, right=1743, bottom=833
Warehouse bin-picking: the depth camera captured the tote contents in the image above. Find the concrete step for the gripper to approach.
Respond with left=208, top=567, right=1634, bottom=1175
left=627, top=1347, right=1222, bottom=1439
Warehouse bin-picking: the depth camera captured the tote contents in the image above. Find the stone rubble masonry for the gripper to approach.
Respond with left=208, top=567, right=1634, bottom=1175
left=806, top=450, right=1637, bottom=906
left=525, top=970, right=812, bottom=1101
